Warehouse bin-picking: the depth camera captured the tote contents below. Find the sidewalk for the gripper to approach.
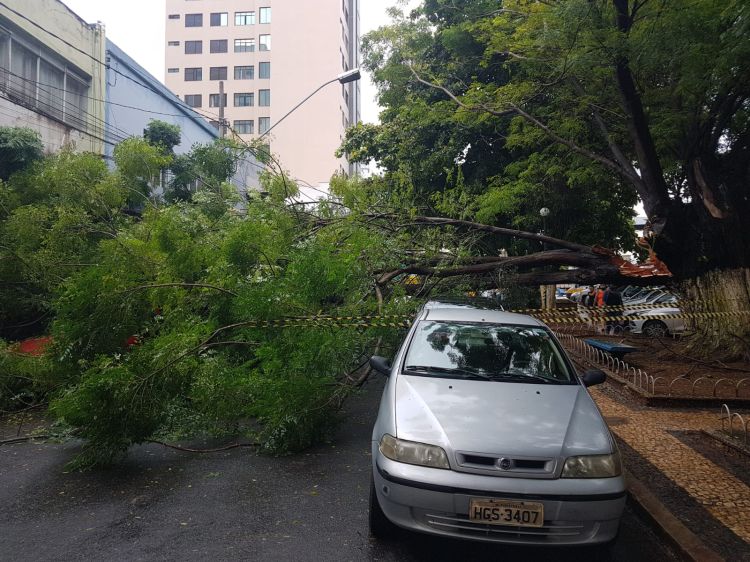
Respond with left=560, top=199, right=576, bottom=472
left=589, top=385, right=750, bottom=558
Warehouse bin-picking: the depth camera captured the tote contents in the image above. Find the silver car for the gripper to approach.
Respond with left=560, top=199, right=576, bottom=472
left=369, top=301, right=625, bottom=551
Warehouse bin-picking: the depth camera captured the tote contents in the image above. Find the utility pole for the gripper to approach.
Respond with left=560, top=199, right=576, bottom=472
left=219, top=80, right=226, bottom=138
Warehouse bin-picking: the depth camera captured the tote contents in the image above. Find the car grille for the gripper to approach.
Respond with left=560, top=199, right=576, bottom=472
left=415, top=510, right=589, bottom=542
left=455, top=452, right=557, bottom=477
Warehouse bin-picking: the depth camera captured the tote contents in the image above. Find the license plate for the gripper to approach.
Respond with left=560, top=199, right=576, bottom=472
left=469, top=498, right=544, bottom=527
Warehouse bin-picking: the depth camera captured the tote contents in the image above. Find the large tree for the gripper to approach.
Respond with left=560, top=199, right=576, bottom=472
left=349, top=0, right=750, bottom=275
left=342, top=0, right=750, bottom=351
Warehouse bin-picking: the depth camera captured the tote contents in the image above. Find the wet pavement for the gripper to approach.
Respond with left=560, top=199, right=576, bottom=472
left=1, top=378, right=678, bottom=562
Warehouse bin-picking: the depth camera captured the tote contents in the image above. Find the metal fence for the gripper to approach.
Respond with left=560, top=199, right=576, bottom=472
left=555, top=332, right=750, bottom=398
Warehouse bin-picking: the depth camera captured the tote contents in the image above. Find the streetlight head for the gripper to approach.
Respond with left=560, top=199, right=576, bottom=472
left=539, top=207, right=551, bottom=217
left=337, top=68, right=361, bottom=84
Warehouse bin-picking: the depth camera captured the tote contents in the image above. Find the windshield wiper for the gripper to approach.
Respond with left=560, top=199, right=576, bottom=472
left=489, top=372, right=558, bottom=384
left=403, top=365, right=492, bottom=380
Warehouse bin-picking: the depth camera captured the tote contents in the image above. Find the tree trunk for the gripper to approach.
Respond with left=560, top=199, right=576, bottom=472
left=680, top=268, right=750, bottom=360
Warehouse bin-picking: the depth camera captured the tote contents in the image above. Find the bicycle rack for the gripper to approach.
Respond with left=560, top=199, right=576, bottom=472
left=713, top=378, right=734, bottom=397
left=668, top=377, right=691, bottom=396
left=719, top=404, right=749, bottom=445
left=651, top=376, right=667, bottom=394
left=691, top=377, right=712, bottom=396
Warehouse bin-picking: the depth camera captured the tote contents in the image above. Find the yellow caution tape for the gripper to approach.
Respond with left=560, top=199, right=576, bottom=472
left=228, top=310, right=750, bottom=329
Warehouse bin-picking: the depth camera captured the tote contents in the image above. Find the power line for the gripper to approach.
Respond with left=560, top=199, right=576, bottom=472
left=0, top=97, right=127, bottom=145
left=0, top=75, right=131, bottom=143
left=3, top=66, right=216, bottom=123
left=0, top=104, right=120, bottom=147
left=2, top=70, right=147, bottom=140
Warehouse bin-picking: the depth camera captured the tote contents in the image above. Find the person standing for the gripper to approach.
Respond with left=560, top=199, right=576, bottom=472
left=596, top=286, right=606, bottom=308
left=604, top=286, right=624, bottom=334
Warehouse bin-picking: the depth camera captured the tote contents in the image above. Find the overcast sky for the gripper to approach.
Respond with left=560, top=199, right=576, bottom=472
left=61, top=0, right=408, bottom=124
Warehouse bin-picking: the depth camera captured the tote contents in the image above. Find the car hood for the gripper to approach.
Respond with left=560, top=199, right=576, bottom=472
left=395, top=375, right=612, bottom=458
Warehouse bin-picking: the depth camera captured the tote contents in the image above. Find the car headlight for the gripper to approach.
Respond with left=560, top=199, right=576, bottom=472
left=379, top=434, right=450, bottom=469
left=561, top=452, right=622, bottom=478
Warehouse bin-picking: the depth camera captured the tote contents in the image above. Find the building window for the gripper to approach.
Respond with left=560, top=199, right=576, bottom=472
left=184, top=94, right=202, bottom=108
left=168, top=41, right=180, bottom=46
left=167, top=68, right=179, bottom=73
left=235, top=11, right=255, bottom=26
left=234, top=38, right=255, bottom=53
left=38, top=59, right=64, bottom=120
left=0, top=36, right=89, bottom=130
left=259, top=34, right=271, bottom=51
left=259, top=89, right=270, bottom=107
left=209, top=66, right=228, bottom=80
left=259, top=62, right=270, bottom=79
left=259, top=7, right=271, bottom=24
left=185, top=40, right=202, bottom=54
left=234, top=65, right=254, bottom=80
left=184, top=67, right=202, bottom=81
left=234, top=92, right=254, bottom=107
left=258, top=117, right=270, bottom=135
left=185, top=13, right=203, bottom=27
left=209, top=93, right=228, bottom=108
left=234, top=120, right=254, bottom=135
left=168, top=14, right=180, bottom=20
left=210, top=12, right=228, bottom=27
left=210, top=40, right=228, bottom=53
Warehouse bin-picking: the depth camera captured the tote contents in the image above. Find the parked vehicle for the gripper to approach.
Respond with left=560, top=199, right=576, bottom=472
left=624, top=289, right=674, bottom=307
left=627, top=306, right=686, bottom=337
left=368, top=300, right=625, bottom=551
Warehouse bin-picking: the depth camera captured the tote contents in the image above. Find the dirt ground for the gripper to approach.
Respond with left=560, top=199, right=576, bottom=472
left=553, top=327, right=750, bottom=398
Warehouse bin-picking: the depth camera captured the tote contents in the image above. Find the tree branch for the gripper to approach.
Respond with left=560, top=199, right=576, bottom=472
left=569, top=78, right=642, bottom=184
left=381, top=215, right=593, bottom=252
left=508, top=103, right=631, bottom=179
left=407, top=64, right=632, bottom=181
left=376, top=249, right=616, bottom=285
left=407, top=65, right=516, bottom=119
left=122, top=283, right=238, bottom=297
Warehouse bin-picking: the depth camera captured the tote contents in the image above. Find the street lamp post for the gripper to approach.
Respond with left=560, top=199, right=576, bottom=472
left=259, top=68, right=362, bottom=140
left=538, top=207, right=553, bottom=310
left=539, top=207, right=550, bottom=237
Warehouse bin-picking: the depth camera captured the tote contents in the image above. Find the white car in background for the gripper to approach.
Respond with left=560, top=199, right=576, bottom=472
left=627, top=306, right=687, bottom=337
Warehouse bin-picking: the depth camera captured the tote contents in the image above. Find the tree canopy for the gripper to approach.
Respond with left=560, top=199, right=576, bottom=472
left=343, top=0, right=750, bottom=279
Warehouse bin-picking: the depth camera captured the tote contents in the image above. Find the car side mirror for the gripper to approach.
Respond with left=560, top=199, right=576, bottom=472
left=370, top=356, right=392, bottom=377
left=581, top=369, right=606, bottom=387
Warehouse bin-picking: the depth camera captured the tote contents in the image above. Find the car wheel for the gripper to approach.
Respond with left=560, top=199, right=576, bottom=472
left=369, top=475, right=397, bottom=538
left=642, top=320, right=669, bottom=338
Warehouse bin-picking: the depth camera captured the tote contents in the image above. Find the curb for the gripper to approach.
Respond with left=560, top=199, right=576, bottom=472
left=625, top=471, right=724, bottom=562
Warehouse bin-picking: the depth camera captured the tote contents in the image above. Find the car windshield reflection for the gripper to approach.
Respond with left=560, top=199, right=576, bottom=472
left=403, top=322, right=574, bottom=384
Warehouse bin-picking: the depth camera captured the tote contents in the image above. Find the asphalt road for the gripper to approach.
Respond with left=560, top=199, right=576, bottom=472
left=0, top=378, right=678, bottom=561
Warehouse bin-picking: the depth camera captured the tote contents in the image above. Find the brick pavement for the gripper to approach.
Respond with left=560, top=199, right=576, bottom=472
left=589, top=386, right=750, bottom=546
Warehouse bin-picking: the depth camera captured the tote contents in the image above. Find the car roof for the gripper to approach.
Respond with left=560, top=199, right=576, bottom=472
left=419, top=300, right=544, bottom=327
left=422, top=297, right=504, bottom=311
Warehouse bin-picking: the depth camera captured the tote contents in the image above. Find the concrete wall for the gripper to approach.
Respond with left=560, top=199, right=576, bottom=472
left=0, top=0, right=105, bottom=154
left=0, top=95, right=93, bottom=153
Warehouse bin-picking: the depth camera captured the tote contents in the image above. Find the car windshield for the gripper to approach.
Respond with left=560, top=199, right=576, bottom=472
left=403, top=322, right=574, bottom=384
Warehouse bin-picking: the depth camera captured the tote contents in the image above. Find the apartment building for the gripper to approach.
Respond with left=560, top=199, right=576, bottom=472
left=164, top=0, right=361, bottom=191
